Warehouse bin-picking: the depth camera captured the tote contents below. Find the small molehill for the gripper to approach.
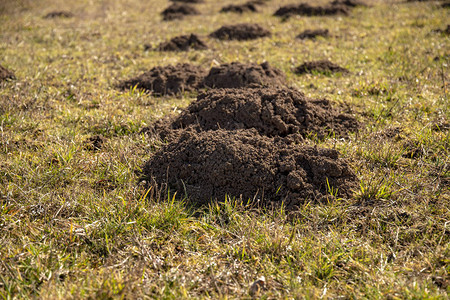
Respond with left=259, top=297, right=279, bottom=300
left=295, top=60, right=349, bottom=75
left=142, top=129, right=357, bottom=208
left=150, top=87, right=359, bottom=140
left=274, top=3, right=349, bottom=18
left=331, top=0, right=368, bottom=7
left=118, top=64, right=206, bottom=96
left=84, top=135, right=105, bottom=151
left=203, top=62, right=285, bottom=88
left=43, top=11, right=73, bottom=18
left=0, top=65, right=15, bottom=82
left=157, top=34, right=208, bottom=51
left=210, top=23, right=271, bottom=40
left=297, top=29, right=330, bottom=39
left=162, top=3, right=199, bottom=21
left=170, top=0, right=203, bottom=3
left=221, top=3, right=258, bottom=13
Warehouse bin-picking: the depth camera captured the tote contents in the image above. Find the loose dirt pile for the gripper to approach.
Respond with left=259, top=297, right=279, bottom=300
left=149, top=87, right=358, bottom=139
left=162, top=3, right=199, bottom=21
left=221, top=3, right=258, bottom=13
left=331, top=0, right=368, bottom=7
left=274, top=3, right=349, bottom=18
left=43, top=11, right=73, bottom=18
left=142, top=129, right=357, bottom=207
left=0, top=65, right=15, bottom=82
left=295, top=60, right=349, bottom=75
left=210, top=23, right=271, bottom=40
left=156, top=34, right=208, bottom=51
left=297, top=29, right=330, bottom=39
left=118, top=64, right=206, bottom=96
left=203, top=62, right=285, bottom=88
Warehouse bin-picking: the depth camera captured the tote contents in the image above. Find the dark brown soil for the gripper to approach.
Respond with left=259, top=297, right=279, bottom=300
left=274, top=3, right=349, bottom=18
left=162, top=3, right=199, bottom=21
left=221, top=3, right=258, bottom=13
left=0, top=65, right=15, bottom=82
left=149, top=87, right=359, bottom=140
left=141, top=129, right=357, bottom=208
left=210, top=23, right=271, bottom=40
left=43, top=11, right=73, bottom=18
left=118, top=64, right=206, bottom=96
left=331, top=0, right=368, bottom=7
left=84, top=135, right=105, bottom=151
left=295, top=60, right=349, bottom=75
left=156, top=34, right=208, bottom=51
left=203, top=62, right=285, bottom=88
left=297, top=29, right=330, bottom=39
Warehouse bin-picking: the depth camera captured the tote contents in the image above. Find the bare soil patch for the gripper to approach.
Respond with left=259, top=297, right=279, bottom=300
left=43, top=11, right=73, bottom=18
left=295, top=60, right=349, bottom=75
left=203, top=62, right=285, bottom=88
left=142, top=129, right=357, bottom=208
left=150, top=87, right=359, bottom=140
left=210, top=23, right=271, bottom=40
left=156, top=34, right=208, bottom=51
left=274, top=3, right=349, bottom=18
left=297, top=29, right=330, bottom=39
left=221, top=3, right=258, bottom=13
left=0, top=65, right=15, bottom=82
left=118, top=64, right=206, bottom=96
left=162, top=3, right=199, bottom=21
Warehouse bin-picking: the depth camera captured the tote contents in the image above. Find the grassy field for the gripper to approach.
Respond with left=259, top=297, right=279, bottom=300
left=0, top=0, right=449, bottom=298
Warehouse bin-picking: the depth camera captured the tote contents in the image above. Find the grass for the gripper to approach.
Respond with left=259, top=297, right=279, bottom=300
left=0, top=0, right=449, bottom=298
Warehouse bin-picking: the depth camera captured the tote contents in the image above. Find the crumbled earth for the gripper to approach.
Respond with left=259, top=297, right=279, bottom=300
left=43, top=11, right=73, bottom=18
left=220, top=3, right=258, bottom=13
left=203, top=62, right=285, bottom=88
left=210, top=23, right=271, bottom=40
left=295, top=60, right=349, bottom=75
left=274, top=3, right=349, bottom=17
left=84, top=135, right=105, bottom=151
left=297, top=29, right=330, bottom=39
left=156, top=34, right=208, bottom=51
left=141, top=129, right=358, bottom=208
left=331, top=0, right=368, bottom=7
left=148, top=87, right=359, bottom=140
left=161, top=3, right=199, bottom=21
left=0, top=65, right=15, bottom=82
left=118, top=64, right=206, bottom=96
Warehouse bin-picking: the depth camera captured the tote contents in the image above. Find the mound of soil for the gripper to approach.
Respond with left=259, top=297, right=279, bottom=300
left=43, top=11, right=73, bottom=18
left=203, top=62, right=285, bottom=88
left=295, top=60, right=349, bottom=75
left=274, top=3, right=349, bottom=18
left=297, top=29, right=330, bottom=39
left=157, top=34, right=208, bottom=51
left=221, top=3, right=258, bottom=13
left=118, top=63, right=206, bottom=96
left=170, top=0, right=203, bottom=3
left=210, top=23, right=271, bottom=40
left=0, top=65, right=15, bottom=82
left=162, top=3, right=199, bottom=21
left=142, top=129, right=357, bottom=207
left=151, top=87, right=358, bottom=139
left=331, top=0, right=368, bottom=7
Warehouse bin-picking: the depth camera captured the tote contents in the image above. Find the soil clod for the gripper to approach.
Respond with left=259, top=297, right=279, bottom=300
left=43, top=11, right=73, bottom=19
left=0, top=65, right=15, bottom=82
left=221, top=3, right=258, bottom=13
left=156, top=34, right=208, bottom=51
left=295, top=60, right=349, bottom=75
left=297, top=29, right=330, bottom=39
left=203, top=62, right=285, bottom=88
left=118, top=63, right=206, bottom=96
left=149, top=87, right=359, bottom=140
left=210, top=23, right=271, bottom=40
left=162, top=3, right=199, bottom=21
left=142, top=129, right=357, bottom=208
left=274, top=3, right=349, bottom=18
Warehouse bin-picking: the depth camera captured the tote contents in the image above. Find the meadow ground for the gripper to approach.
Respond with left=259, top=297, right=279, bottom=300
left=0, top=0, right=449, bottom=298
